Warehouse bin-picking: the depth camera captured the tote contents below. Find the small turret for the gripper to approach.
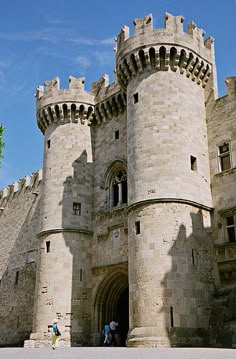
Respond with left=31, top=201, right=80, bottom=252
left=116, top=13, right=215, bottom=90
left=36, top=76, right=94, bottom=134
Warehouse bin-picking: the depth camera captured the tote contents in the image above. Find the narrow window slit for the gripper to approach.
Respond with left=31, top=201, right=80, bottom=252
left=15, top=271, right=19, bottom=286
left=190, top=156, right=197, bottom=171
left=133, top=93, right=139, bottom=104
left=115, top=130, right=119, bottom=140
left=46, top=241, right=50, bottom=253
left=170, top=306, right=174, bottom=327
left=135, top=221, right=140, bottom=235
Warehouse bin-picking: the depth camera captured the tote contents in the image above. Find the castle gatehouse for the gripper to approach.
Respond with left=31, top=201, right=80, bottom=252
left=0, top=12, right=236, bottom=348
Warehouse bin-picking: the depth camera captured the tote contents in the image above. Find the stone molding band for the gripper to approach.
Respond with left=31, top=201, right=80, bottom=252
left=127, top=197, right=213, bottom=213
left=37, top=228, right=93, bottom=238
left=37, top=102, right=94, bottom=134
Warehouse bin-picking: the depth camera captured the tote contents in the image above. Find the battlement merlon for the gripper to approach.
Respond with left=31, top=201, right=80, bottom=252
left=116, top=12, right=215, bottom=64
left=35, top=76, right=95, bottom=113
left=92, top=74, right=109, bottom=96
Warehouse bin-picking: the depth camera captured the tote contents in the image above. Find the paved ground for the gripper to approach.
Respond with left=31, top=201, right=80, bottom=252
left=0, top=347, right=235, bottom=359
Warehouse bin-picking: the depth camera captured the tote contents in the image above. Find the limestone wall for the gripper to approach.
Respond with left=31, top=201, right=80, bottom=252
left=0, top=172, right=42, bottom=346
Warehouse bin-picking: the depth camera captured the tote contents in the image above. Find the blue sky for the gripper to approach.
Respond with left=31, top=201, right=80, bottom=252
left=0, top=0, right=235, bottom=189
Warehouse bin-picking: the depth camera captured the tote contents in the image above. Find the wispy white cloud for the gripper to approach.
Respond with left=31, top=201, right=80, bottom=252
left=75, top=55, right=91, bottom=72
left=0, top=55, right=35, bottom=102
left=0, top=28, right=64, bottom=43
left=44, top=15, right=81, bottom=27
left=100, top=37, right=115, bottom=45
left=68, top=37, right=95, bottom=46
left=0, top=28, right=115, bottom=47
left=93, top=50, right=115, bottom=66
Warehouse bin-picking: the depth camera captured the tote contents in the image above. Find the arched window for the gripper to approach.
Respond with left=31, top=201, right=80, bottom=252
left=111, top=170, right=127, bottom=207
left=101, top=160, right=128, bottom=208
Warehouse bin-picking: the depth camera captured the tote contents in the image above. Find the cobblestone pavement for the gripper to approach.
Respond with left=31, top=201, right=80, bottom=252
left=0, top=347, right=235, bottom=359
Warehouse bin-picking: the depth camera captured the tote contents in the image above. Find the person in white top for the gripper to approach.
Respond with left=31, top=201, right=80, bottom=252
left=109, top=319, right=119, bottom=346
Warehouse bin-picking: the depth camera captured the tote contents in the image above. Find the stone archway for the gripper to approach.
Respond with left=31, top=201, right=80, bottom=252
left=94, top=265, right=129, bottom=346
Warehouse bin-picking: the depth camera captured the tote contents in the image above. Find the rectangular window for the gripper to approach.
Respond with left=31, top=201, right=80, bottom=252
left=133, top=93, right=139, bottom=104
left=80, top=269, right=83, bottom=282
left=73, top=202, right=81, bottom=215
left=218, top=143, right=231, bottom=172
left=115, top=130, right=119, bottom=140
left=135, top=221, right=140, bottom=235
left=226, top=216, right=236, bottom=243
left=47, top=140, right=51, bottom=149
left=190, top=155, right=197, bottom=171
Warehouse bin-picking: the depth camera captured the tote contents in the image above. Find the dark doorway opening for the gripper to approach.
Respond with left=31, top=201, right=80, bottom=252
left=116, top=287, right=129, bottom=346
left=95, top=267, right=129, bottom=347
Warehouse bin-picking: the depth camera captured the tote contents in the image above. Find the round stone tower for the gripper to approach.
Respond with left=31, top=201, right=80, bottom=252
left=30, top=76, right=94, bottom=346
left=116, top=13, right=218, bottom=346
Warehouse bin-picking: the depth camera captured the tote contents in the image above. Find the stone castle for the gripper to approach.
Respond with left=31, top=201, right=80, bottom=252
left=0, top=12, right=236, bottom=348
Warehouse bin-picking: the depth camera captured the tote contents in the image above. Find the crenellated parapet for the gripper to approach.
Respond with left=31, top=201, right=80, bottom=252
left=36, top=76, right=95, bottom=134
left=92, top=74, right=127, bottom=125
left=115, top=13, right=214, bottom=88
left=0, top=170, right=42, bottom=207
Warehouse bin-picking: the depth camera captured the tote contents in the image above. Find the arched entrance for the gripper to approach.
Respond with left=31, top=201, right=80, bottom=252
left=94, top=265, right=129, bottom=346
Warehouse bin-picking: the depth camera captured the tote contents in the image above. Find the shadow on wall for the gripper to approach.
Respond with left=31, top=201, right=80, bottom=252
left=61, top=149, right=93, bottom=346
left=209, top=285, right=236, bottom=347
left=162, top=210, right=218, bottom=347
left=0, top=182, right=41, bottom=347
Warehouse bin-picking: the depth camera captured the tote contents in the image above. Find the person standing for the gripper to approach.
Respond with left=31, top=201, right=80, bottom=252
left=103, top=322, right=110, bottom=346
left=109, top=319, right=119, bottom=346
left=51, top=319, right=61, bottom=350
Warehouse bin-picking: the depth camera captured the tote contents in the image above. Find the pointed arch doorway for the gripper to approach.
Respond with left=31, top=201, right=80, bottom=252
left=94, top=265, right=129, bottom=346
